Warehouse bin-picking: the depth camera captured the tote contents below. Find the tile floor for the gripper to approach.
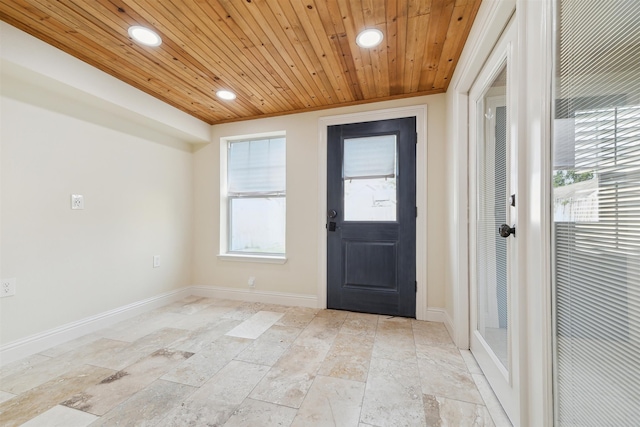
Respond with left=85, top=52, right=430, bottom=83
left=0, top=297, right=512, bottom=426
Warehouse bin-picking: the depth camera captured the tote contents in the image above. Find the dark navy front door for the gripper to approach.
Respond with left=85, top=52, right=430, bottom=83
left=327, top=117, right=416, bottom=317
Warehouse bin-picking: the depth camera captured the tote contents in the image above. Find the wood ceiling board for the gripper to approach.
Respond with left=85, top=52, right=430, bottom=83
left=0, top=0, right=482, bottom=125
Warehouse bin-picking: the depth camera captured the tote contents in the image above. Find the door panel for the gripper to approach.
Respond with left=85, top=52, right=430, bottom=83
left=327, top=117, right=416, bottom=317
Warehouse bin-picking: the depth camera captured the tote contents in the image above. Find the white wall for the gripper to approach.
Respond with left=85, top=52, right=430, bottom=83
left=193, top=94, right=448, bottom=309
left=0, top=73, right=194, bottom=344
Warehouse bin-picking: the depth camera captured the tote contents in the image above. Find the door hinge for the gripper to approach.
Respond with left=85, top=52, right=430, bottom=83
left=415, top=206, right=418, bottom=217
left=415, top=281, right=418, bottom=293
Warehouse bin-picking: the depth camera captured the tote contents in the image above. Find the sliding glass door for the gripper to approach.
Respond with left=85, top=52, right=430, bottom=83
left=552, top=1, right=640, bottom=425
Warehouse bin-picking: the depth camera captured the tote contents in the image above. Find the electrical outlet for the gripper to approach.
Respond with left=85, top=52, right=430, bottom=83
left=153, top=255, right=161, bottom=268
left=1, top=278, right=16, bottom=297
left=71, top=194, right=84, bottom=210
left=248, top=276, right=256, bottom=288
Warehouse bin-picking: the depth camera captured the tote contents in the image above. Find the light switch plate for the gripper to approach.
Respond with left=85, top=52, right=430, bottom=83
left=153, top=255, right=160, bottom=268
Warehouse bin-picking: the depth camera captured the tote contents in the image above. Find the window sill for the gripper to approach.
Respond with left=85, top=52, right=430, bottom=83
left=217, top=254, right=288, bottom=264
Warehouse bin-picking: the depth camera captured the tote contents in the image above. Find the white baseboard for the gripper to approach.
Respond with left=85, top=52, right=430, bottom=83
left=190, top=285, right=318, bottom=308
left=443, top=309, right=456, bottom=345
left=424, top=307, right=447, bottom=323
left=0, top=287, right=191, bottom=366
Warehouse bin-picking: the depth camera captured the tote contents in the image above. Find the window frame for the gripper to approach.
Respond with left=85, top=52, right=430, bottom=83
left=218, top=131, right=287, bottom=264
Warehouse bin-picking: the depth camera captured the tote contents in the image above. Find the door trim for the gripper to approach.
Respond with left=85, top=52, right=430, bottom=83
left=317, top=105, right=429, bottom=320
left=448, top=0, right=516, bottom=350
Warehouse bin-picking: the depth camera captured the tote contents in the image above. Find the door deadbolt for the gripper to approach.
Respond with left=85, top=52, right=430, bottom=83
left=327, top=209, right=338, bottom=219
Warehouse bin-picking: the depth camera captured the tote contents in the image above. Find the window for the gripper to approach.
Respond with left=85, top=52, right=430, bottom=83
left=221, top=133, right=286, bottom=260
left=343, top=135, right=398, bottom=221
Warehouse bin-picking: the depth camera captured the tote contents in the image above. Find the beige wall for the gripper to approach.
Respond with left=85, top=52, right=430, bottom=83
left=0, top=75, right=194, bottom=344
left=193, top=94, right=448, bottom=309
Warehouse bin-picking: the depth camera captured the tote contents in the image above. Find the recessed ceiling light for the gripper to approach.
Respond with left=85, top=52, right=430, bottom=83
left=356, top=29, right=383, bottom=48
left=128, top=26, right=162, bottom=47
left=216, top=90, right=236, bottom=100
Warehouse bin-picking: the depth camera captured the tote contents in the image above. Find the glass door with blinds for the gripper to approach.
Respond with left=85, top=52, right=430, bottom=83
left=552, top=1, right=640, bottom=425
left=469, top=19, right=519, bottom=423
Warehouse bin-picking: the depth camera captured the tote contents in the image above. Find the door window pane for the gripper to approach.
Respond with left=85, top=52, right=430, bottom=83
left=343, top=135, right=397, bottom=221
left=477, top=64, right=509, bottom=369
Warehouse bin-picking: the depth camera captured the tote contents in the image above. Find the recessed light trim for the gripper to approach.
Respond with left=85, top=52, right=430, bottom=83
left=217, top=90, right=237, bottom=100
left=356, top=29, right=383, bottom=48
left=128, top=26, right=162, bottom=47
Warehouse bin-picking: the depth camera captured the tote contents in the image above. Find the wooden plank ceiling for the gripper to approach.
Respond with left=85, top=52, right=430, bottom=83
left=0, top=0, right=481, bottom=125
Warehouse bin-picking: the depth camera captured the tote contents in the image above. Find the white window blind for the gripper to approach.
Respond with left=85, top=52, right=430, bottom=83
left=553, top=1, right=640, bottom=425
left=228, top=137, right=285, bottom=194
left=343, top=135, right=397, bottom=179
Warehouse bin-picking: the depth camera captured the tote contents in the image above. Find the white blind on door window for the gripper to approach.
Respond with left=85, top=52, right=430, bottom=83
left=343, top=135, right=396, bottom=179
left=553, top=1, right=640, bottom=425
left=228, top=137, right=285, bottom=194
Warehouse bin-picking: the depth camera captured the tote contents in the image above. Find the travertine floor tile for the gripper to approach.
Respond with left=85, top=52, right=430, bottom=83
left=167, top=317, right=240, bottom=353
left=0, top=339, right=129, bottom=394
left=318, top=332, right=374, bottom=382
left=225, top=311, right=285, bottom=339
left=417, top=352, right=483, bottom=405
left=208, top=298, right=243, bottom=308
left=285, top=306, right=319, bottom=315
left=341, top=313, right=379, bottom=337
left=91, top=379, right=195, bottom=426
left=39, top=334, right=102, bottom=358
left=62, top=349, right=193, bottom=416
left=250, top=344, right=329, bottom=408
left=412, top=320, right=455, bottom=348
left=423, top=394, right=495, bottom=427
left=415, top=345, right=469, bottom=371
left=293, top=316, right=344, bottom=351
left=315, top=309, right=349, bottom=320
left=168, top=305, right=236, bottom=330
left=291, top=375, right=365, bottom=427
left=19, top=405, right=98, bottom=427
left=235, top=325, right=302, bottom=366
left=0, top=364, right=113, bottom=427
left=222, top=302, right=271, bottom=321
left=360, top=357, right=426, bottom=427
left=159, top=297, right=215, bottom=315
left=161, top=335, right=252, bottom=387
left=276, top=311, right=317, bottom=328
left=372, top=317, right=417, bottom=361
left=158, top=360, right=269, bottom=426
left=0, top=354, right=51, bottom=381
left=0, top=391, right=15, bottom=404
left=83, top=327, right=188, bottom=371
left=223, top=398, right=297, bottom=427
left=99, top=311, right=186, bottom=342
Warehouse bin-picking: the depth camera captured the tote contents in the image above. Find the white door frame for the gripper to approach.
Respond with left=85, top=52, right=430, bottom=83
left=317, top=105, right=430, bottom=320
left=446, top=0, right=517, bottom=350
